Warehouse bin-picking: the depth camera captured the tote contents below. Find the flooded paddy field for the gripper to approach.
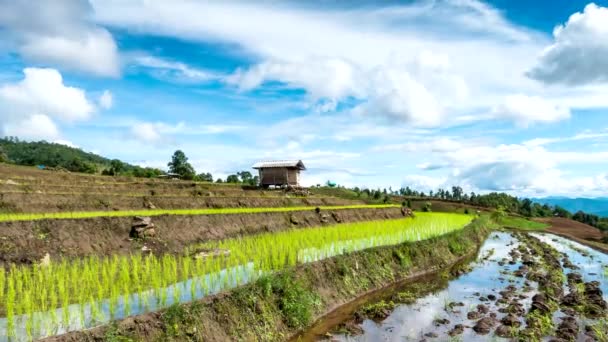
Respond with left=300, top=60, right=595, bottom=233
left=306, top=231, right=608, bottom=341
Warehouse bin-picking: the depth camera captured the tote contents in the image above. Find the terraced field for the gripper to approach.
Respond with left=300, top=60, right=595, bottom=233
left=0, top=164, right=483, bottom=341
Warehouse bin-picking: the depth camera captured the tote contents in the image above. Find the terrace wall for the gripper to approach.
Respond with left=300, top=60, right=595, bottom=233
left=0, top=207, right=403, bottom=266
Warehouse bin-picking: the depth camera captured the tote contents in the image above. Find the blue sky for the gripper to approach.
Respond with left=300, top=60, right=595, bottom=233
left=1, top=0, right=608, bottom=197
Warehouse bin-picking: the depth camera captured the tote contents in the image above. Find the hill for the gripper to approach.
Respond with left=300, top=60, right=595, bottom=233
left=534, top=197, right=608, bottom=217
left=0, top=137, right=162, bottom=176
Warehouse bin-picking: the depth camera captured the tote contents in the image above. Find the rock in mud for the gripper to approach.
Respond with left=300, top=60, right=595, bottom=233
left=330, top=211, right=342, bottom=223
left=501, top=313, right=521, bottom=327
left=433, top=318, right=450, bottom=326
left=555, top=316, right=578, bottom=341
left=448, top=324, right=465, bottom=336
left=477, top=304, right=490, bottom=314
left=530, top=293, right=552, bottom=313
left=495, top=325, right=517, bottom=338
left=467, top=311, right=481, bottom=320
left=473, top=317, right=497, bottom=335
left=130, top=216, right=157, bottom=239
left=584, top=281, right=607, bottom=316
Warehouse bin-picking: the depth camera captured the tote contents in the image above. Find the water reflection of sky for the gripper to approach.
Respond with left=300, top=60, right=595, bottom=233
left=335, top=232, right=608, bottom=342
left=335, top=232, right=531, bottom=341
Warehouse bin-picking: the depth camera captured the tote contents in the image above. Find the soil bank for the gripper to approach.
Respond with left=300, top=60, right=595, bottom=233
left=0, top=207, right=404, bottom=266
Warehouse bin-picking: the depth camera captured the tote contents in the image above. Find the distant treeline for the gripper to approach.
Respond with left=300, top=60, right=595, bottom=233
left=345, top=185, right=608, bottom=231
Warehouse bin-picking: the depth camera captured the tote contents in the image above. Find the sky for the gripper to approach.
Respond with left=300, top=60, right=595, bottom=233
left=1, top=0, right=608, bottom=197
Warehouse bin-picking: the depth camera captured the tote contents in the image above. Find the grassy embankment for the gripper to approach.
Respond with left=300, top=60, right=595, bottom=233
left=498, top=215, right=550, bottom=231
left=47, top=214, right=493, bottom=342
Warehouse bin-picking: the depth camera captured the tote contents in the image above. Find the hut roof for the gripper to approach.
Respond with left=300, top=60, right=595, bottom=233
left=252, top=160, right=306, bottom=170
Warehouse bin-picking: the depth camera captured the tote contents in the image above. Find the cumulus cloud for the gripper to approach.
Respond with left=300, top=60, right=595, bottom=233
left=2, top=114, right=60, bottom=141
left=0, top=68, right=95, bottom=122
left=0, top=68, right=101, bottom=140
left=91, top=0, right=551, bottom=126
left=491, top=94, right=570, bottom=127
left=227, top=57, right=364, bottom=101
left=527, top=3, right=608, bottom=85
left=0, top=0, right=119, bottom=76
left=228, top=53, right=467, bottom=127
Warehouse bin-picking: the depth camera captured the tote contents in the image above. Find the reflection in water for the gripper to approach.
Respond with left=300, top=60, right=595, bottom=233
left=329, top=232, right=530, bottom=341
left=322, top=232, right=608, bottom=342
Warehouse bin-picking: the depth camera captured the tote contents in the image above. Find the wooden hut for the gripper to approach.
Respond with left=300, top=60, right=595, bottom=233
left=252, top=160, right=306, bottom=188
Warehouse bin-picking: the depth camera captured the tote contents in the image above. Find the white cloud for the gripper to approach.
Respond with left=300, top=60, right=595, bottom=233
left=99, top=90, right=113, bottom=110
left=227, top=57, right=364, bottom=101
left=90, top=0, right=553, bottom=126
left=53, top=139, right=79, bottom=148
left=0, top=68, right=98, bottom=140
left=491, top=94, right=570, bottom=127
left=527, top=3, right=608, bottom=85
left=228, top=52, right=467, bottom=127
left=3, top=114, right=59, bottom=141
left=0, top=68, right=95, bottom=122
left=0, top=0, right=119, bottom=77
left=130, top=122, right=165, bottom=144
left=127, top=121, right=247, bottom=145
left=133, top=55, right=218, bottom=82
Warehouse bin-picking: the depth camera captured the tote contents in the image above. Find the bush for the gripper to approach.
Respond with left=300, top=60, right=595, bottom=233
left=422, top=202, right=432, bottom=212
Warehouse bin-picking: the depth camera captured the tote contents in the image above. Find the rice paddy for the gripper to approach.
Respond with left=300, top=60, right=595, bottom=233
left=0, top=212, right=473, bottom=340
left=0, top=204, right=398, bottom=222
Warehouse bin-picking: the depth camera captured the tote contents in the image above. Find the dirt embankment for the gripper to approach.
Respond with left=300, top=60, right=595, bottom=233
left=538, top=217, right=608, bottom=253
left=0, top=192, right=363, bottom=212
left=43, top=217, right=490, bottom=342
left=0, top=207, right=404, bottom=266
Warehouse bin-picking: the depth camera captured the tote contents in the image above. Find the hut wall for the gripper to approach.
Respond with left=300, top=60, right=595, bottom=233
left=259, top=167, right=300, bottom=186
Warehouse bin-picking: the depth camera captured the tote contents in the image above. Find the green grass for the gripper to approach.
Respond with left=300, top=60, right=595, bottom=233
left=0, top=204, right=399, bottom=222
left=0, top=212, right=473, bottom=338
left=498, top=216, right=549, bottom=230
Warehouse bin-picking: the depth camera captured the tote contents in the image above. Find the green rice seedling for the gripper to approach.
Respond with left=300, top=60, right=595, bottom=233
left=0, top=204, right=399, bottom=222
left=0, top=212, right=473, bottom=339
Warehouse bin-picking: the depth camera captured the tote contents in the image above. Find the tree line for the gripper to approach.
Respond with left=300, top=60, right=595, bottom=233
left=345, top=185, right=608, bottom=231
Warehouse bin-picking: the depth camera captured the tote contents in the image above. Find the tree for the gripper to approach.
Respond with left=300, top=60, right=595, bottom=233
left=197, top=172, right=214, bottom=182
left=102, top=159, right=125, bottom=176
left=237, top=171, right=254, bottom=185
left=168, top=150, right=195, bottom=180
left=226, top=174, right=240, bottom=183
left=0, top=146, right=7, bottom=163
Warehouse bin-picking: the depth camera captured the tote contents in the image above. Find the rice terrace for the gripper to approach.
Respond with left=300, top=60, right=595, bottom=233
left=2, top=0, right=608, bottom=341
left=0, top=157, right=608, bottom=342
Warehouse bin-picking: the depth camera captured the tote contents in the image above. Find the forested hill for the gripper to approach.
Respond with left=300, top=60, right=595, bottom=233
left=533, top=197, right=608, bottom=217
left=0, top=137, right=162, bottom=177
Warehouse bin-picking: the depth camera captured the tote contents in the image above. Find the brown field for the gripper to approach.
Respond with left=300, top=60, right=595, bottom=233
left=537, top=216, right=608, bottom=253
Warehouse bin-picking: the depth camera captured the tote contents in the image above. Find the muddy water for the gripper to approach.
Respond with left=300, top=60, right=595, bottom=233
left=304, top=232, right=608, bottom=341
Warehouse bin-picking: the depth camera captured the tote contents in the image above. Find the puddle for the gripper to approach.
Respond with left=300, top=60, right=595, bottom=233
left=305, top=232, right=608, bottom=341
left=298, top=232, right=530, bottom=341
